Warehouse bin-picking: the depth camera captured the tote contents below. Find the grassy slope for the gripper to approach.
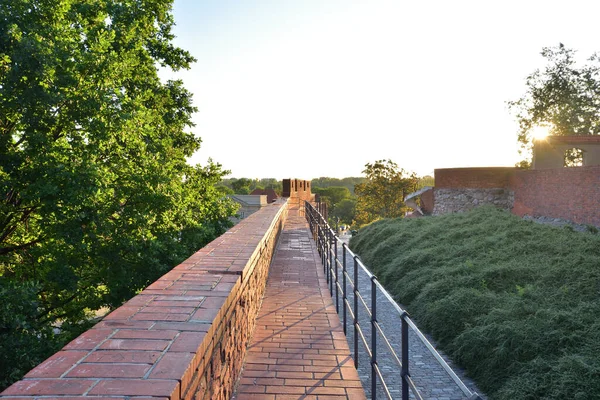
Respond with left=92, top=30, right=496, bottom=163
left=349, top=207, right=600, bottom=400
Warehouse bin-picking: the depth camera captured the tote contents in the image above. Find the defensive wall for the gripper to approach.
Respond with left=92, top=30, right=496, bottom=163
left=430, top=166, right=600, bottom=227
left=282, top=178, right=314, bottom=205
left=1, top=179, right=315, bottom=400
left=1, top=202, right=288, bottom=400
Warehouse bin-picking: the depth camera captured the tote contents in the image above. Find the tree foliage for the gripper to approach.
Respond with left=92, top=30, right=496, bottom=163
left=221, top=178, right=282, bottom=195
left=312, top=186, right=351, bottom=209
left=509, top=43, right=600, bottom=166
left=311, top=177, right=364, bottom=195
left=0, top=0, right=237, bottom=388
left=331, top=198, right=356, bottom=226
left=354, top=160, right=418, bottom=226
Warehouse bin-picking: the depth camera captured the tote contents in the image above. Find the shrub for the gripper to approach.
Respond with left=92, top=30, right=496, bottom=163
left=350, top=206, right=600, bottom=399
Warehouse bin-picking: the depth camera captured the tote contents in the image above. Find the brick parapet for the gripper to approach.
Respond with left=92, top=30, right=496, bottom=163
left=1, top=201, right=289, bottom=400
left=282, top=178, right=314, bottom=206
left=434, top=167, right=517, bottom=189
left=509, top=166, right=600, bottom=226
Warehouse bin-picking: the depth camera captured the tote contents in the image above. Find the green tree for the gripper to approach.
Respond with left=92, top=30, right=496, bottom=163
left=354, top=160, right=418, bottom=226
left=311, top=177, right=364, bottom=194
left=313, top=186, right=351, bottom=210
left=331, top=198, right=356, bottom=226
left=0, top=0, right=237, bottom=388
left=508, top=43, right=600, bottom=167
left=257, top=178, right=282, bottom=194
left=230, top=178, right=252, bottom=194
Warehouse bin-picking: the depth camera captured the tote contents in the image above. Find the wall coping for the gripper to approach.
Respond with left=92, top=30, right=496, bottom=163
left=1, top=200, right=289, bottom=400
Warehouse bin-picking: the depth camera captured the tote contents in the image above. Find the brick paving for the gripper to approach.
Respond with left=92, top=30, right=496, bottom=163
left=233, top=207, right=366, bottom=400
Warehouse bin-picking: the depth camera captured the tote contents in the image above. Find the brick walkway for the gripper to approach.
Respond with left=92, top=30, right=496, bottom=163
left=233, top=207, right=366, bottom=400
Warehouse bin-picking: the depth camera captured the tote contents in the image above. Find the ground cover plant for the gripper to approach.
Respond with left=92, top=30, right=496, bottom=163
left=349, top=206, right=600, bottom=400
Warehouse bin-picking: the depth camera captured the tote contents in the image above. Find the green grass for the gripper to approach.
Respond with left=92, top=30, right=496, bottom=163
left=349, top=206, right=600, bottom=400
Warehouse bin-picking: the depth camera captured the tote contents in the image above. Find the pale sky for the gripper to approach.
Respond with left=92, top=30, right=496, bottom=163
left=160, top=0, right=600, bottom=180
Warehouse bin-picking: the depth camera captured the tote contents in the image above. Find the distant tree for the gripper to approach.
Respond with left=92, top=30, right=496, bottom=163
left=0, top=0, right=236, bottom=389
left=508, top=44, right=600, bottom=167
left=257, top=178, right=282, bottom=194
left=311, top=177, right=364, bottom=194
left=418, top=175, right=435, bottom=188
left=313, top=186, right=351, bottom=210
left=354, top=160, right=418, bottom=226
left=231, top=178, right=252, bottom=194
left=331, top=198, right=356, bottom=226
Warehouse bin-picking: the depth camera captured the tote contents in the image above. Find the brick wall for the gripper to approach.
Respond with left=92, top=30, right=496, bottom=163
left=1, top=201, right=289, bottom=400
left=432, top=166, right=600, bottom=227
left=282, top=178, right=314, bottom=206
left=420, top=188, right=434, bottom=215
left=435, top=167, right=517, bottom=189
left=510, top=166, right=600, bottom=226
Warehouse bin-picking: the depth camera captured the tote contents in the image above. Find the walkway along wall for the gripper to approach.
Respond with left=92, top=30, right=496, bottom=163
left=1, top=201, right=289, bottom=400
left=432, top=167, right=600, bottom=227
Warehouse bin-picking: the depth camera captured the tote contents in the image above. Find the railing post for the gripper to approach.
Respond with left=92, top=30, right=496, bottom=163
left=334, top=237, right=339, bottom=313
left=322, top=226, right=329, bottom=284
left=371, top=276, right=377, bottom=400
left=342, top=244, right=347, bottom=335
left=353, top=255, right=359, bottom=368
left=329, top=230, right=333, bottom=297
left=401, top=313, right=409, bottom=400
left=317, top=224, right=321, bottom=257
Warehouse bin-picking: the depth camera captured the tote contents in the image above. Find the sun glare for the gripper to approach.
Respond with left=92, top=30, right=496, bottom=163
left=531, top=125, right=550, bottom=140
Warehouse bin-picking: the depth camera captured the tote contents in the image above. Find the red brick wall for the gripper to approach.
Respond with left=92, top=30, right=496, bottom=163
left=1, top=202, right=289, bottom=400
left=509, top=166, right=600, bottom=226
left=420, top=188, right=434, bottom=214
left=435, top=167, right=517, bottom=189
left=282, top=178, right=314, bottom=205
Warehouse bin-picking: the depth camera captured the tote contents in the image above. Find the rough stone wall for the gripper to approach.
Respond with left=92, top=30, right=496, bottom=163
left=433, top=188, right=514, bottom=215
left=1, top=202, right=288, bottom=400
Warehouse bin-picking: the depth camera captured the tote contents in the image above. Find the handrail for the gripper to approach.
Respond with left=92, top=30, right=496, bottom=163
left=304, top=201, right=481, bottom=400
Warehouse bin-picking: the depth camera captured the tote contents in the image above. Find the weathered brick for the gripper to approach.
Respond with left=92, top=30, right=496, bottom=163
left=2, top=379, right=95, bottom=396
left=63, top=329, right=114, bottom=350
left=112, top=329, right=178, bottom=340
left=24, top=351, right=88, bottom=378
left=169, top=331, right=207, bottom=353
left=149, top=352, right=196, bottom=391
left=66, top=363, right=150, bottom=378
left=83, top=350, right=161, bottom=363
left=89, top=379, right=180, bottom=400
left=99, top=339, right=170, bottom=351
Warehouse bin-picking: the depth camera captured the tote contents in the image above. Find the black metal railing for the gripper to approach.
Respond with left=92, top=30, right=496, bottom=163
left=305, top=201, right=482, bottom=400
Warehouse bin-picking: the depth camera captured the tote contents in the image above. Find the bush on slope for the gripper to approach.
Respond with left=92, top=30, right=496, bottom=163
left=349, top=207, right=600, bottom=400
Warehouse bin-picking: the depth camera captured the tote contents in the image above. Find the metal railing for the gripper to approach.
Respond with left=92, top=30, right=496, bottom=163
left=305, top=201, right=481, bottom=400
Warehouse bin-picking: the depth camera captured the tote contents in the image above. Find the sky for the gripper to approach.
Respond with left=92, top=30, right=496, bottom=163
left=159, top=0, right=600, bottom=180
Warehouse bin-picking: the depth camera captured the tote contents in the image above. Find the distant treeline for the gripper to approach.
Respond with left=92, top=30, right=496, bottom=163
left=310, top=177, right=365, bottom=194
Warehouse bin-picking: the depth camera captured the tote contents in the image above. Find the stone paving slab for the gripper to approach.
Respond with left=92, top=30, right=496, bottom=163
left=233, top=208, right=366, bottom=400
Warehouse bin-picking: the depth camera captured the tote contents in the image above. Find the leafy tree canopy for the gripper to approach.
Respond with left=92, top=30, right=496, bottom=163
left=354, top=160, right=418, bottom=226
left=312, top=186, right=351, bottom=209
left=509, top=43, right=600, bottom=167
left=331, top=198, right=356, bottom=226
left=221, top=178, right=282, bottom=195
left=0, top=0, right=236, bottom=388
left=311, top=177, right=364, bottom=195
